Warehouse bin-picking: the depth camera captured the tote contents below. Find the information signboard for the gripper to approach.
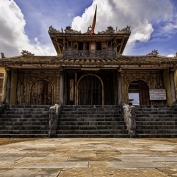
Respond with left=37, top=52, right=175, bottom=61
left=149, top=89, right=166, bottom=100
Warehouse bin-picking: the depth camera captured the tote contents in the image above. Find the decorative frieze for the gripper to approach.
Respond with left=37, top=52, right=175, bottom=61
left=63, top=50, right=116, bottom=59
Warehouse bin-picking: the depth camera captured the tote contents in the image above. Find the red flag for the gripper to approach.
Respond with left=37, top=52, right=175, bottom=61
left=90, top=5, right=97, bottom=37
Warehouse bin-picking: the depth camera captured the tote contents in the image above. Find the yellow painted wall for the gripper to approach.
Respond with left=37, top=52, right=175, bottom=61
left=0, top=67, right=7, bottom=103
left=163, top=69, right=172, bottom=105
left=10, top=69, right=17, bottom=105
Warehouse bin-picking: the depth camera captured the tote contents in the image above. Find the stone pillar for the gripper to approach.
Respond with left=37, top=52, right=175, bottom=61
left=59, top=69, right=64, bottom=105
left=117, top=68, right=122, bottom=105
left=5, top=68, right=11, bottom=104
left=170, top=68, right=176, bottom=104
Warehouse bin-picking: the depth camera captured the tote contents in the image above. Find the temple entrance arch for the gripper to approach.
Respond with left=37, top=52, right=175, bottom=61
left=128, top=80, right=150, bottom=105
left=77, top=74, right=104, bottom=105
left=30, top=80, right=52, bottom=105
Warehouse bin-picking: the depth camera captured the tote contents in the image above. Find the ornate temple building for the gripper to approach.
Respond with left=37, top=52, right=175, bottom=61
left=0, top=25, right=177, bottom=106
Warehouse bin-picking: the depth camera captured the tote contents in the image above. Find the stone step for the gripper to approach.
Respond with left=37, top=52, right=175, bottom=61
left=4, top=111, right=49, bottom=114
left=0, top=130, right=48, bottom=134
left=0, top=105, right=50, bottom=138
left=59, top=118, right=124, bottom=121
left=136, top=129, right=177, bottom=134
left=58, top=125, right=126, bottom=130
left=0, top=115, right=49, bottom=119
left=6, top=107, right=50, bottom=111
left=0, top=125, right=49, bottom=130
left=136, top=134, right=177, bottom=138
left=59, top=121, right=126, bottom=126
left=136, top=121, right=176, bottom=125
left=57, top=129, right=128, bottom=134
left=0, top=134, right=48, bottom=138
left=56, top=134, right=129, bottom=138
left=8, top=105, right=51, bottom=108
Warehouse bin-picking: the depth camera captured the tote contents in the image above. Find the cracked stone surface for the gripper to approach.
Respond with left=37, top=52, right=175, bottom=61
left=0, top=138, right=177, bottom=176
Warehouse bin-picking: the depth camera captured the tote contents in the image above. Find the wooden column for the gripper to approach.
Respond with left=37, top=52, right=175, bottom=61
left=75, top=72, right=77, bottom=105
left=5, top=68, right=11, bottom=104
left=117, top=68, right=122, bottom=105
left=59, top=69, right=64, bottom=105
left=170, top=68, right=176, bottom=104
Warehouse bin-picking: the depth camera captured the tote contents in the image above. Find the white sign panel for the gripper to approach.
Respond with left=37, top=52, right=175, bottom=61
left=149, top=89, right=166, bottom=100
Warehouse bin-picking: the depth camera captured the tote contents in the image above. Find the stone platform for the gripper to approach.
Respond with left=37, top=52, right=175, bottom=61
left=0, top=138, right=177, bottom=176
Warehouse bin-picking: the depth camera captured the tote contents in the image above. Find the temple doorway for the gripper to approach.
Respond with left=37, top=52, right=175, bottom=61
left=30, top=80, right=52, bottom=105
left=78, top=75, right=102, bottom=105
left=128, top=80, right=150, bottom=105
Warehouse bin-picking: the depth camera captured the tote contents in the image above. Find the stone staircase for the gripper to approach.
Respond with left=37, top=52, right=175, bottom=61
left=135, top=106, right=177, bottom=138
left=56, top=105, right=129, bottom=138
left=0, top=105, right=50, bottom=138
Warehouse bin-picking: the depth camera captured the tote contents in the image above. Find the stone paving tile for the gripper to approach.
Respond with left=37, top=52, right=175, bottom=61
left=58, top=168, right=168, bottom=177
left=0, top=138, right=177, bottom=176
left=0, top=168, right=61, bottom=177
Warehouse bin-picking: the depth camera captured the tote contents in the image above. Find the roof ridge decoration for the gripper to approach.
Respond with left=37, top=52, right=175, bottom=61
left=98, top=26, right=131, bottom=34
left=146, top=50, right=159, bottom=56
left=49, top=25, right=131, bottom=34
left=21, top=50, right=35, bottom=57
left=118, top=26, right=131, bottom=33
left=48, top=26, right=81, bottom=34
left=64, top=26, right=81, bottom=34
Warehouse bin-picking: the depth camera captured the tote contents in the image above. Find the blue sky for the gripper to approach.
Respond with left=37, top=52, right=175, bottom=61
left=1, top=0, right=177, bottom=57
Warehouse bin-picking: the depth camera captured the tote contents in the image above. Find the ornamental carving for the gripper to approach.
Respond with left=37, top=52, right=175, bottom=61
left=48, top=26, right=61, bottom=33
left=118, top=26, right=131, bottom=33
left=98, top=26, right=115, bottom=34
left=21, top=50, right=34, bottom=57
left=64, top=26, right=81, bottom=34
left=98, top=26, right=131, bottom=34
left=147, top=50, right=159, bottom=56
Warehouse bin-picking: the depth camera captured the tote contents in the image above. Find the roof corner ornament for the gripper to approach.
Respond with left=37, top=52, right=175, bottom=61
left=21, top=50, right=35, bottom=57
left=64, top=26, right=81, bottom=34
left=147, top=50, right=159, bottom=56
left=48, top=26, right=61, bottom=33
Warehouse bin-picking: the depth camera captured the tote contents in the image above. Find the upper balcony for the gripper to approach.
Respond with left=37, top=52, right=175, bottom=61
left=49, top=26, right=131, bottom=57
left=63, top=50, right=116, bottom=60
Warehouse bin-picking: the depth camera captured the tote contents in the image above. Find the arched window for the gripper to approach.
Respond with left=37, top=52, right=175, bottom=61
left=128, top=80, right=150, bottom=105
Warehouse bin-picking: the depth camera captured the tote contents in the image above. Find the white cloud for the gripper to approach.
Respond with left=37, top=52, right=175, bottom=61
left=167, top=54, right=175, bottom=57
left=0, top=0, right=56, bottom=57
left=71, top=0, right=174, bottom=54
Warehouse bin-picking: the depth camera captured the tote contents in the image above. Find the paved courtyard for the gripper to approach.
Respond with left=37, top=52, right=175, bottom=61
left=0, top=138, right=177, bottom=177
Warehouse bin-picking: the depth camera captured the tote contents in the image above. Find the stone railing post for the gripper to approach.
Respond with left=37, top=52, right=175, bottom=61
left=48, top=104, right=62, bottom=138
left=122, top=103, right=136, bottom=138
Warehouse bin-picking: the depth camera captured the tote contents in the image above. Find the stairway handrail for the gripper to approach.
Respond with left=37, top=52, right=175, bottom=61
left=122, top=103, right=136, bottom=138
left=48, top=104, right=62, bottom=138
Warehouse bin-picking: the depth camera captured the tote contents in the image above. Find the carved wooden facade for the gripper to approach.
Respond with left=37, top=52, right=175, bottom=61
left=16, top=70, right=60, bottom=105
left=0, top=25, right=177, bottom=105
left=121, top=70, right=163, bottom=105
